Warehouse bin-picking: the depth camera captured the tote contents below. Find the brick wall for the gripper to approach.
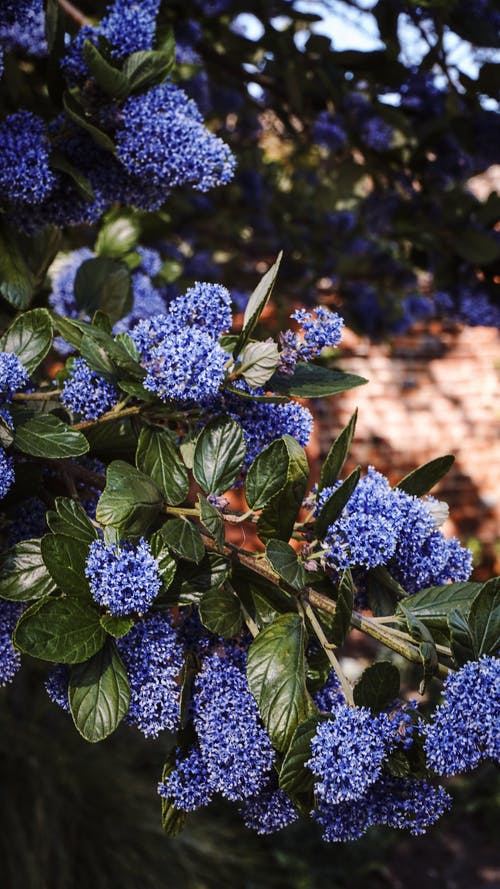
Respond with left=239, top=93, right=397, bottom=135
left=311, top=323, right=500, bottom=577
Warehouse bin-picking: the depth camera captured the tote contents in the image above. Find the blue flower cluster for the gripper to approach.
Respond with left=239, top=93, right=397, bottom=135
left=0, top=112, right=55, bottom=207
left=0, top=600, right=24, bottom=686
left=239, top=784, right=299, bottom=835
left=159, top=648, right=275, bottom=810
left=424, top=656, right=500, bottom=776
left=278, top=307, right=344, bottom=375
left=85, top=538, right=161, bottom=615
left=318, top=467, right=472, bottom=590
left=48, top=248, right=94, bottom=355
left=0, top=0, right=46, bottom=63
left=61, top=359, right=118, bottom=421
left=45, top=664, right=70, bottom=712
left=0, top=352, right=29, bottom=400
left=313, top=112, right=347, bottom=152
left=115, top=82, right=235, bottom=197
left=130, top=282, right=231, bottom=404
left=117, top=613, right=184, bottom=738
left=314, top=776, right=451, bottom=842
left=0, top=448, right=15, bottom=502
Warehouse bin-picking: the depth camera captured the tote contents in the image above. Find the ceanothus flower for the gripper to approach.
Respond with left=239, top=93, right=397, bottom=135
left=100, top=0, right=161, bottom=60
left=0, top=352, right=29, bottom=400
left=158, top=746, right=214, bottom=812
left=85, top=538, right=161, bottom=615
left=168, top=282, right=232, bottom=338
left=360, top=116, right=394, bottom=151
left=116, top=82, right=235, bottom=196
left=143, top=326, right=228, bottom=404
left=307, top=703, right=397, bottom=805
left=0, top=600, right=24, bottom=685
left=45, top=664, right=70, bottom=712
left=0, top=0, right=46, bottom=57
left=0, top=111, right=55, bottom=206
left=61, top=359, right=118, bottom=421
left=313, top=111, right=347, bottom=152
left=424, top=656, right=500, bottom=776
left=278, top=307, right=344, bottom=375
left=118, top=613, right=184, bottom=738
left=193, top=650, right=275, bottom=802
left=0, top=448, right=15, bottom=501
left=239, top=785, right=299, bottom=835
left=222, top=388, right=313, bottom=467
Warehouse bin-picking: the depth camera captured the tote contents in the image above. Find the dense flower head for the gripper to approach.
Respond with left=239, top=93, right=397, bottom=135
left=113, top=271, right=168, bottom=335
left=116, top=82, right=236, bottom=195
left=279, top=307, right=344, bottom=374
left=100, top=0, right=161, bottom=60
left=313, top=111, right=347, bottom=152
left=360, top=116, right=394, bottom=151
left=0, top=352, right=29, bottom=400
left=158, top=746, right=213, bottom=812
left=307, top=704, right=397, bottom=805
left=0, top=448, right=15, bottom=501
left=222, top=388, right=313, bottom=467
left=314, top=670, right=343, bottom=714
left=424, top=656, right=500, bottom=776
left=143, top=325, right=227, bottom=404
left=193, top=649, right=275, bottom=802
left=45, top=664, right=70, bottom=712
left=85, top=538, right=161, bottom=615
left=0, top=600, right=24, bottom=685
left=0, top=111, right=55, bottom=206
left=118, top=613, right=184, bottom=738
left=61, top=358, right=118, bottom=421
left=168, top=282, right=232, bottom=338
left=239, top=785, right=298, bottom=835
left=0, top=0, right=46, bottom=57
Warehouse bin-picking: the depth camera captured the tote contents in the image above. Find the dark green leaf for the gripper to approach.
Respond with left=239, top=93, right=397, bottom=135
left=247, top=613, right=316, bottom=752
left=233, top=252, right=282, bottom=356
left=396, top=455, right=455, bottom=496
left=46, top=497, right=98, bottom=545
left=199, top=584, right=242, bottom=638
left=0, top=221, right=35, bottom=309
left=69, top=638, right=130, bottom=742
left=0, top=308, right=53, bottom=375
left=246, top=438, right=293, bottom=511
left=83, top=40, right=129, bottom=99
left=74, top=257, right=133, bottom=324
left=193, top=417, right=246, bottom=495
left=314, top=467, right=360, bottom=538
left=14, top=415, right=89, bottom=459
left=175, top=554, right=229, bottom=606
left=238, top=340, right=279, bottom=388
left=51, top=150, right=95, bottom=202
left=136, top=426, right=189, bottom=506
left=63, top=91, right=116, bottom=153
left=329, top=568, right=354, bottom=646
left=353, top=662, right=400, bottom=711
left=198, top=495, right=225, bottom=552
left=100, top=613, right=134, bottom=639
left=14, top=597, right=106, bottom=664
left=396, top=581, right=484, bottom=633
left=256, top=436, right=309, bottom=543
left=80, top=333, right=119, bottom=376
left=0, top=540, right=57, bottom=602
left=160, top=759, right=188, bottom=837
left=401, top=608, right=438, bottom=692
left=266, top=540, right=307, bottom=591
left=319, top=409, right=358, bottom=492
left=454, top=230, right=500, bottom=264
left=279, top=714, right=328, bottom=798
left=270, top=363, right=367, bottom=398
left=468, top=577, right=500, bottom=657
left=41, top=534, right=91, bottom=598
left=121, top=41, right=175, bottom=93
left=161, top=518, right=205, bottom=564
left=149, top=530, right=177, bottom=592
left=95, top=213, right=140, bottom=259
left=96, top=460, right=163, bottom=537
left=448, top=608, right=475, bottom=667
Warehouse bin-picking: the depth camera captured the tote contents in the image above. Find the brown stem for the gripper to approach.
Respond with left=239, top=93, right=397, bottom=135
left=58, top=0, right=93, bottom=26
left=73, top=405, right=140, bottom=431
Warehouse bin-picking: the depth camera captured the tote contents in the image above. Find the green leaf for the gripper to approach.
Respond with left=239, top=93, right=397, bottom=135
left=448, top=608, right=475, bottom=667
left=246, top=438, right=293, bottom=511
left=149, top=530, right=177, bottom=592
left=63, top=91, right=116, bottom=153
left=265, top=540, right=307, bottom=591
left=199, top=584, right=242, bottom=638
left=279, top=714, right=328, bottom=798
left=319, top=409, right=357, bottom=492
left=74, top=257, right=133, bottom=324
left=314, top=467, right=360, bottom=538
left=160, top=758, right=188, bottom=838
left=14, top=597, right=106, bottom=664
left=257, top=437, right=309, bottom=543
left=396, top=581, right=484, bottom=635
left=14, top=415, right=89, bottom=459
left=396, top=455, right=455, bottom=496
left=46, top=497, right=98, bottom=545
left=0, top=308, right=53, bottom=375
left=238, top=341, right=280, bottom=388
left=80, top=332, right=119, bottom=376
left=401, top=608, right=438, bottom=692
left=51, top=150, right=95, bottom=202
left=121, top=41, right=175, bottom=93
left=174, top=554, right=229, bottom=606
left=136, top=427, right=189, bottom=506
left=353, top=662, right=400, bottom=711
left=0, top=415, right=14, bottom=448
left=193, top=417, right=246, bottom=495
left=69, top=639, right=130, bottom=742
left=96, top=460, right=163, bottom=537
left=247, top=613, right=316, bottom=752
left=233, top=252, right=282, bottom=356
left=100, top=613, right=134, bottom=639
left=161, top=518, right=205, bottom=564
left=82, top=40, right=129, bottom=100
left=41, top=534, right=91, bottom=598
left=0, top=221, right=35, bottom=309
left=468, top=577, right=500, bottom=657
left=0, top=540, right=57, bottom=602
left=198, top=495, right=225, bottom=552
left=270, top=363, right=367, bottom=398
left=329, top=568, right=354, bottom=646
left=95, top=212, right=140, bottom=259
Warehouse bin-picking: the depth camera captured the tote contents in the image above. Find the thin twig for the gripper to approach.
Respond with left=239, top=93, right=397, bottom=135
left=73, top=405, right=140, bottom=431
left=58, top=0, right=93, bottom=26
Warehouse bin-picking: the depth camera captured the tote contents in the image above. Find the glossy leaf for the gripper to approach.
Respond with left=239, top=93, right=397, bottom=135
left=256, top=437, right=309, bottom=543
left=198, top=495, right=225, bottom=552
left=193, top=417, right=246, bottom=495
left=265, top=540, right=307, bottom=591
left=46, top=497, right=98, bottom=545
left=396, top=455, right=455, bottom=497
left=14, top=597, right=106, bottom=664
left=279, top=714, right=328, bottom=798
left=100, top=613, right=134, bottom=639
left=74, top=257, right=133, bottom=324
left=314, top=467, right=360, bottom=538
left=0, top=308, right=53, bottom=375
left=318, top=409, right=358, bottom=493
left=41, top=534, right=91, bottom=598
left=233, top=252, right=282, bottom=355
left=0, top=221, right=34, bottom=309
left=14, top=415, right=89, bottom=459
left=69, top=639, right=130, bottom=742
left=270, top=363, right=367, bottom=398
left=448, top=608, right=475, bottom=667
left=329, top=568, right=354, bottom=646
left=238, top=340, right=280, bottom=388
left=353, top=661, right=400, bottom=711
left=0, top=539, right=57, bottom=602
left=468, top=577, right=500, bottom=657
left=96, top=460, right=163, bottom=537
left=161, top=518, right=205, bottom=564
left=136, top=426, right=189, bottom=505
left=199, top=584, right=242, bottom=638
